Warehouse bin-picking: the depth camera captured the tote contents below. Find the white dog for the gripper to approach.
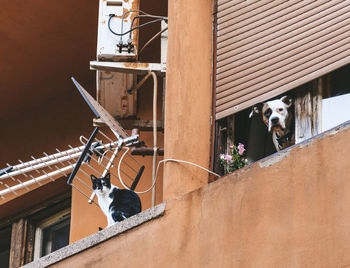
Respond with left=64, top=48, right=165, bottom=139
left=249, top=96, right=294, bottom=151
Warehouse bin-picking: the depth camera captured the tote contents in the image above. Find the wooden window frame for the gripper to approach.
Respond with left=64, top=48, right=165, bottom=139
left=3, top=194, right=71, bottom=268
left=214, top=76, right=330, bottom=175
left=33, top=208, right=70, bottom=260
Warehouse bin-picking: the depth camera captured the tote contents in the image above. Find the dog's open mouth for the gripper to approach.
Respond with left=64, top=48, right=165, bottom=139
left=271, top=125, right=285, bottom=134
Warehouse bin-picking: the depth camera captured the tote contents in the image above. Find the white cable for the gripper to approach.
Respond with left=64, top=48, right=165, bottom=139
left=117, top=147, right=157, bottom=194
left=151, top=72, right=158, bottom=206
left=115, top=72, right=159, bottom=199
left=117, top=147, right=132, bottom=190
left=117, top=151, right=221, bottom=194
left=156, top=159, right=221, bottom=181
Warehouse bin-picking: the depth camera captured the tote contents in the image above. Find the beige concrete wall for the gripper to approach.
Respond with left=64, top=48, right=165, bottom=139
left=50, top=120, right=350, bottom=267
left=164, top=0, right=214, bottom=200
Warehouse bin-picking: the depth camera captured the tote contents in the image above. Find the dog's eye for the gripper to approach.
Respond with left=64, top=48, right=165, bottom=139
left=278, top=108, right=284, bottom=112
left=264, top=108, right=272, bottom=118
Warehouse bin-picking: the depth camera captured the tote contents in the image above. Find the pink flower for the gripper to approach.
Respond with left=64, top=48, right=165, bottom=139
left=229, top=144, right=234, bottom=149
left=224, top=154, right=233, bottom=164
left=238, top=143, right=246, bottom=155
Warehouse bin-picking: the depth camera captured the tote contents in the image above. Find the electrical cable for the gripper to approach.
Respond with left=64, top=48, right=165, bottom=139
left=118, top=147, right=156, bottom=194
left=119, top=10, right=148, bottom=44
left=129, top=15, right=167, bottom=39
left=118, top=153, right=221, bottom=195
left=116, top=72, right=157, bottom=200
left=156, top=159, right=221, bottom=179
left=138, top=27, right=168, bottom=59
left=119, top=9, right=167, bottom=40
left=108, top=15, right=164, bottom=37
left=117, top=147, right=132, bottom=190
left=109, top=9, right=167, bottom=53
left=151, top=72, right=158, bottom=206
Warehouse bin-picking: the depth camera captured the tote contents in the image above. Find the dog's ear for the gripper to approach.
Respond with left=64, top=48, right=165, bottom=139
left=280, top=96, right=293, bottom=108
left=249, top=102, right=263, bottom=118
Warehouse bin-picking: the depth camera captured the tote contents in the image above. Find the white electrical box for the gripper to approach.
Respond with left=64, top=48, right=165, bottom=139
left=97, top=0, right=140, bottom=61
left=95, top=0, right=139, bottom=118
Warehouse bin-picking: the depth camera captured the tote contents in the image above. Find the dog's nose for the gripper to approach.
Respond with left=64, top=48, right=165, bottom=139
left=271, top=117, right=279, bottom=125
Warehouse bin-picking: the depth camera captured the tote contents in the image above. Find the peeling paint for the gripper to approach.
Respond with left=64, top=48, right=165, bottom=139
left=259, top=150, right=290, bottom=168
left=122, top=62, right=149, bottom=68
left=114, top=0, right=139, bottom=51
left=257, top=121, right=350, bottom=168
left=328, top=127, right=342, bottom=136
left=299, top=120, right=350, bottom=148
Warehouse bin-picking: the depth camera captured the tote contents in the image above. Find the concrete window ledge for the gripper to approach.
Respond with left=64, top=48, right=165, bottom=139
left=21, top=202, right=166, bottom=268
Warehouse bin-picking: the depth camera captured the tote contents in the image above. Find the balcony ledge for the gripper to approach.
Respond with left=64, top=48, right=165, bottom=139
left=21, top=202, right=166, bottom=268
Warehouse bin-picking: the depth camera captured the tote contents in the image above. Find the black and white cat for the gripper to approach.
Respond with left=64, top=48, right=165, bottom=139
left=90, top=173, right=142, bottom=226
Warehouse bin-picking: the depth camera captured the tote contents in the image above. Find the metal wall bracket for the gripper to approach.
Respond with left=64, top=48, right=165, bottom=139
left=90, top=61, right=166, bottom=76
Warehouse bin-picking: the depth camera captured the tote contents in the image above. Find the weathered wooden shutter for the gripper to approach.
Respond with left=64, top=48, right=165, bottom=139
left=215, top=0, right=350, bottom=120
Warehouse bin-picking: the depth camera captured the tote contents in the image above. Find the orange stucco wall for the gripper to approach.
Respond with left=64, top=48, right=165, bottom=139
left=50, top=122, right=350, bottom=268
left=0, top=0, right=98, bottom=218
left=69, top=0, right=168, bottom=242
left=164, top=0, right=214, bottom=200
left=0, top=0, right=167, bottom=246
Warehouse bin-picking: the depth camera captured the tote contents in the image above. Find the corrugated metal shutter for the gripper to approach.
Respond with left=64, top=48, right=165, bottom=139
left=215, top=0, right=350, bottom=120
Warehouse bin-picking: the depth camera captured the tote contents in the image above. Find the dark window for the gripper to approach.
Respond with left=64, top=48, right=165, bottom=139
left=329, top=64, right=350, bottom=97
left=41, top=214, right=70, bottom=257
left=0, top=226, right=11, bottom=268
left=0, top=193, right=71, bottom=266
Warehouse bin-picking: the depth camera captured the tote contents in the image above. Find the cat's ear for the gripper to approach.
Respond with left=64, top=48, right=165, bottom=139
left=90, top=174, right=97, bottom=182
left=104, top=173, right=111, bottom=181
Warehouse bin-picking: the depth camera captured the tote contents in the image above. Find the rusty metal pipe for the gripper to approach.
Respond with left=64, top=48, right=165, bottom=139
left=127, top=71, right=152, bottom=94
left=130, top=128, right=164, bottom=156
left=131, top=147, right=164, bottom=156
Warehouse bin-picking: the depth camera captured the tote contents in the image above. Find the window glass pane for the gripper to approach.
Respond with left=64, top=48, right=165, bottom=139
left=0, top=226, right=11, bottom=268
left=330, top=64, right=350, bottom=97
left=51, top=220, right=70, bottom=252
left=41, top=216, right=70, bottom=257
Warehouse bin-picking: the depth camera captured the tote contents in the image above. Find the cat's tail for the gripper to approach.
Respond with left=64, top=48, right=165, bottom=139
left=130, top=165, right=145, bottom=191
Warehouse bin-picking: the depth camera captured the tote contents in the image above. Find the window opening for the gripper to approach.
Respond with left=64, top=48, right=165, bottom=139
left=215, top=64, right=350, bottom=175
left=329, top=64, right=350, bottom=97
left=322, top=93, right=350, bottom=132
left=34, top=209, right=70, bottom=259
left=0, top=225, right=11, bottom=268
left=0, top=195, right=70, bottom=267
left=322, top=64, right=350, bottom=132
left=236, top=90, right=296, bottom=163
left=215, top=89, right=300, bottom=174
